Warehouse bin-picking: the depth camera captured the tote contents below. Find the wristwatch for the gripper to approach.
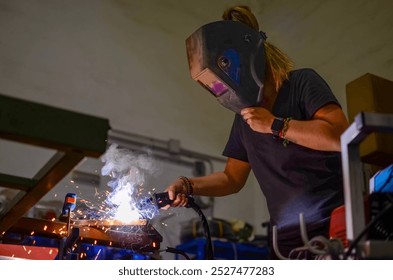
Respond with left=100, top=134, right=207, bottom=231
left=271, top=117, right=284, bottom=139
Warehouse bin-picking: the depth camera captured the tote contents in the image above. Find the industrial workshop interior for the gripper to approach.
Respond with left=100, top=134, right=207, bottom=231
left=0, top=0, right=392, bottom=261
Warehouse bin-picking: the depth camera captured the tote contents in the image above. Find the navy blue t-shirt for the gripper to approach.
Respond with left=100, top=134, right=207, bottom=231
left=223, top=68, right=344, bottom=245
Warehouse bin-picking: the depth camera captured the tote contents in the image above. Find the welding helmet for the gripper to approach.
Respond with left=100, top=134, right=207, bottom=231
left=185, top=20, right=267, bottom=114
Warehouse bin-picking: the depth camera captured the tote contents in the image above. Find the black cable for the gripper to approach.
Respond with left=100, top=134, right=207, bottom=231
left=344, top=200, right=393, bottom=259
left=164, top=247, right=191, bottom=260
left=150, top=192, right=214, bottom=260
left=186, top=196, right=214, bottom=260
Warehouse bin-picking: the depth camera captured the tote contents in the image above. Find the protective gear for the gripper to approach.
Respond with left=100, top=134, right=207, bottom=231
left=186, top=20, right=267, bottom=114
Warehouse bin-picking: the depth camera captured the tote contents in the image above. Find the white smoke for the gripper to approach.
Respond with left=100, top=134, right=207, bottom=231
left=100, top=143, right=160, bottom=222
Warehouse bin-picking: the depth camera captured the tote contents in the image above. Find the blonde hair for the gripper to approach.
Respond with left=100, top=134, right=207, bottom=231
left=222, top=5, right=294, bottom=91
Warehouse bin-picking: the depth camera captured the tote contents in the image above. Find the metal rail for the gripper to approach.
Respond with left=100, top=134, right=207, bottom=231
left=340, top=111, right=393, bottom=241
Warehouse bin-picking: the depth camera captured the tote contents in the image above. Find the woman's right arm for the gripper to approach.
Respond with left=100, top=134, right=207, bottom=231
left=165, top=157, right=251, bottom=207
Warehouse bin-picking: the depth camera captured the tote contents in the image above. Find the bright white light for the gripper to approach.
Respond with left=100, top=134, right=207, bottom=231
left=100, top=144, right=160, bottom=222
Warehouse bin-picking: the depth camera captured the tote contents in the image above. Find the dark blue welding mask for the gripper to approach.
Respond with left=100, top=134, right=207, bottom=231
left=186, top=20, right=267, bottom=114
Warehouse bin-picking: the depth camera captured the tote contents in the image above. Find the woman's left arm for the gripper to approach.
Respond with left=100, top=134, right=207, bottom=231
left=241, top=103, right=349, bottom=151
left=283, top=103, right=349, bottom=151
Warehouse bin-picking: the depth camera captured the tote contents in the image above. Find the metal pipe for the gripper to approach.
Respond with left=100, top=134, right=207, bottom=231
left=108, top=129, right=227, bottom=165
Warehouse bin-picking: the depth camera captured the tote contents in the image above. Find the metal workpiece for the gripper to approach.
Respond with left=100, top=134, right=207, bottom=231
left=1, top=217, right=162, bottom=259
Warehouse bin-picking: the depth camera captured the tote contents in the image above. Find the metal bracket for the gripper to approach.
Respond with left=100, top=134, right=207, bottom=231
left=340, top=112, right=393, bottom=241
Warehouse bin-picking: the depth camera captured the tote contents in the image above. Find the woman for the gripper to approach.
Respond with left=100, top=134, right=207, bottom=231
left=166, top=5, right=349, bottom=259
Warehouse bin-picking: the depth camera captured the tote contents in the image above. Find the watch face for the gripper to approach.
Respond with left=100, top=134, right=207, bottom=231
left=271, top=118, right=284, bottom=138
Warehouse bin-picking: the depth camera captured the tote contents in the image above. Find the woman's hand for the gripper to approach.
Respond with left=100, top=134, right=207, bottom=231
left=164, top=178, right=189, bottom=208
left=241, top=107, right=275, bottom=134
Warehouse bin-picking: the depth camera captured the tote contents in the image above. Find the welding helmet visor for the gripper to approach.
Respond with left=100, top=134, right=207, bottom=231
left=186, top=20, right=267, bottom=114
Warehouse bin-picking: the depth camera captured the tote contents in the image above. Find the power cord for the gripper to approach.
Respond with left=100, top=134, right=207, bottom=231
left=148, top=192, right=214, bottom=260
left=344, top=199, right=393, bottom=259
left=272, top=213, right=345, bottom=260
left=186, top=196, right=214, bottom=260
left=163, top=247, right=191, bottom=260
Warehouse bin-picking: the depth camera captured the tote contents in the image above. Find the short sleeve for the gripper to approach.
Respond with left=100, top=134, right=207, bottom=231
left=295, top=69, right=340, bottom=119
left=222, top=114, right=249, bottom=162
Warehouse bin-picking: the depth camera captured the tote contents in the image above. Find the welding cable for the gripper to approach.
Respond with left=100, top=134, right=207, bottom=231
left=288, top=245, right=309, bottom=260
left=299, top=213, right=329, bottom=256
left=344, top=200, right=393, bottom=260
left=299, top=213, right=345, bottom=259
left=186, top=196, right=214, bottom=260
left=272, top=225, right=289, bottom=260
left=152, top=192, right=214, bottom=259
left=164, top=247, right=191, bottom=260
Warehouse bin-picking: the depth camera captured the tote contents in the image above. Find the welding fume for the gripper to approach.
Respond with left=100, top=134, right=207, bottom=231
left=164, top=5, right=349, bottom=260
